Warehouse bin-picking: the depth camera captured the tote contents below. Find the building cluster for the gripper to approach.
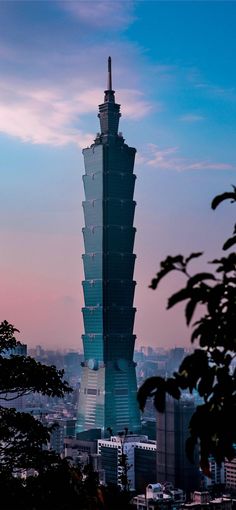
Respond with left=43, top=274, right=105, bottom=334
left=132, top=487, right=235, bottom=510
left=6, top=343, right=236, bottom=500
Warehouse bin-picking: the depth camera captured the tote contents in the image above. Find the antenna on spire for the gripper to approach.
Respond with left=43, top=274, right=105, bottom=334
left=103, top=56, right=116, bottom=103
left=107, top=56, right=112, bottom=91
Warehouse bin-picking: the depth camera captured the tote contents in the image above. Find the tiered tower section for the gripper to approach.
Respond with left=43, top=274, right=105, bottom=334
left=76, top=58, right=141, bottom=435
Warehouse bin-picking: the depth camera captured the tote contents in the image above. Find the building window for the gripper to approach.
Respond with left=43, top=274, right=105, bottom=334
left=87, top=389, right=97, bottom=395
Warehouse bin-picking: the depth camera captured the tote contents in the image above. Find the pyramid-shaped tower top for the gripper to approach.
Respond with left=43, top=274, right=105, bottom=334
left=98, top=57, right=121, bottom=137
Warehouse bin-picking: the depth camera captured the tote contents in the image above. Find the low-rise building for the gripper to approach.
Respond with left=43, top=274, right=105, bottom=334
left=225, top=459, right=236, bottom=490
left=182, top=491, right=232, bottom=510
left=98, top=434, right=156, bottom=491
left=132, top=483, right=185, bottom=510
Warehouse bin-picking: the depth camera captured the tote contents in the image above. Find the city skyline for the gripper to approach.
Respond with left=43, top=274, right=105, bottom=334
left=0, top=1, right=235, bottom=350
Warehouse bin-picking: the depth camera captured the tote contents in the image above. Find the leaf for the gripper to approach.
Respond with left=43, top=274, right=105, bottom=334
left=207, top=284, right=224, bottom=316
left=154, top=389, right=166, bottom=413
left=187, top=272, right=216, bottom=288
left=191, top=322, right=204, bottom=343
left=198, top=370, right=214, bottom=398
left=185, top=252, right=203, bottom=264
left=223, top=236, right=236, bottom=251
left=211, top=349, right=225, bottom=365
left=149, top=255, right=186, bottom=289
left=211, top=189, right=236, bottom=210
left=179, top=350, right=208, bottom=377
left=166, top=378, right=181, bottom=399
left=209, top=258, right=222, bottom=264
left=137, top=377, right=165, bottom=411
left=174, top=372, right=189, bottom=390
left=167, top=288, right=190, bottom=309
left=210, top=253, right=236, bottom=273
left=185, top=299, right=198, bottom=325
left=149, top=268, right=172, bottom=289
left=163, top=255, right=184, bottom=266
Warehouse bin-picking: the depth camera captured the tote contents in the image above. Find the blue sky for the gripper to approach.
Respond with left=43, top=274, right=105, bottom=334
left=0, top=1, right=235, bottom=349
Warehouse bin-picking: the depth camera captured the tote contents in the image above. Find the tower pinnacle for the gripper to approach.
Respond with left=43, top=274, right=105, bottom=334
left=104, top=56, right=115, bottom=103
left=107, top=56, right=112, bottom=91
left=98, top=57, right=121, bottom=136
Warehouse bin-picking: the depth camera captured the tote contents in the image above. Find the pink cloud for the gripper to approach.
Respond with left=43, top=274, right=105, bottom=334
left=137, top=144, right=235, bottom=172
left=0, top=75, right=152, bottom=146
left=0, top=78, right=93, bottom=146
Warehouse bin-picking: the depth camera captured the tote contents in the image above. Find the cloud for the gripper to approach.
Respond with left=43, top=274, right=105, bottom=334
left=187, top=70, right=236, bottom=103
left=0, top=74, right=152, bottom=146
left=118, top=89, right=153, bottom=119
left=0, top=79, right=92, bottom=146
left=59, top=0, right=135, bottom=30
left=179, top=114, right=205, bottom=122
left=63, top=86, right=152, bottom=119
left=137, top=144, right=235, bottom=172
left=0, top=13, right=154, bottom=149
left=195, top=82, right=236, bottom=102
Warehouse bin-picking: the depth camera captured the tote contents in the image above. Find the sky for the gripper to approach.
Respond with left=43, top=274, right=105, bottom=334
left=0, top=0, right=235, bottom=351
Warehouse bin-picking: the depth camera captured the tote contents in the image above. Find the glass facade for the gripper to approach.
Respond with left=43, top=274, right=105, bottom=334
left=156, top=396, right=201, bottom=493
left=135, top=446, right=157, bottom=493
left=76, top=59, right=141, bottom=435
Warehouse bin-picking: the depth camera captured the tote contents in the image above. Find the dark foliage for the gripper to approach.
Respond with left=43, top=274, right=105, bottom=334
left=0, top=321, right=72, bottom=474
left=0, top=320, right=71, bottom=400
left=138, top=186, right=236, bottom=473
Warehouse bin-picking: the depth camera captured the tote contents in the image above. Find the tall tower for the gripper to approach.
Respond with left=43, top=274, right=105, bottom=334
left=76, top=58, right=141, bottom=436
left=156, top=396, right=200, bottom=493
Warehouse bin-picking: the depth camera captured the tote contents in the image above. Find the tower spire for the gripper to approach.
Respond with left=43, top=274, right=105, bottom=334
left=98, top=57, right=121, bottom=136
left=104, top=56, right=115, bottom=103
left=107, top=56, right=112, bottom=91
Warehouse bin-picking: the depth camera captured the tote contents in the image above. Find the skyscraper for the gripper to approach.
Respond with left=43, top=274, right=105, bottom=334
left=76, top=58, right=140, bottom=436
left=156, top=395, right=201, bottom=494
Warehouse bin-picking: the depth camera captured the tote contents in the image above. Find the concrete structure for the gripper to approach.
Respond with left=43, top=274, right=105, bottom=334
left=156, top=395, right=201, bottom=494
left=204, top=458, right=225, bottom=488
left=76, top=58, right=140, bottom=435
left=132, top=483, right=185, bottom=510
left=97, top=434, right=156, bottom=490
left=64, top=437, right=97, bottom=464
left=225, top=458, right=236, bottom=489
left=182, top=491, right=233, bottom=510
left=132, top=490, right=234, bottom=510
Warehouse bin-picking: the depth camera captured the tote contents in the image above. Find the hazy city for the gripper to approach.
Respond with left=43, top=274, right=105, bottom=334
left=0, top=1, right=235, bottom=509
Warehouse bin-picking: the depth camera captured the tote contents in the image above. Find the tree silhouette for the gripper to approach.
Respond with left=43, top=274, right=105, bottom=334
left=138, top=186, right=236, bottom=474
left=0, top=322, right=97, bottom=508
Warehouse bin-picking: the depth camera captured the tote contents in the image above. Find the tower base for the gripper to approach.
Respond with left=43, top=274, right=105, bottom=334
left=76, top=362, right=141, bottom=436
